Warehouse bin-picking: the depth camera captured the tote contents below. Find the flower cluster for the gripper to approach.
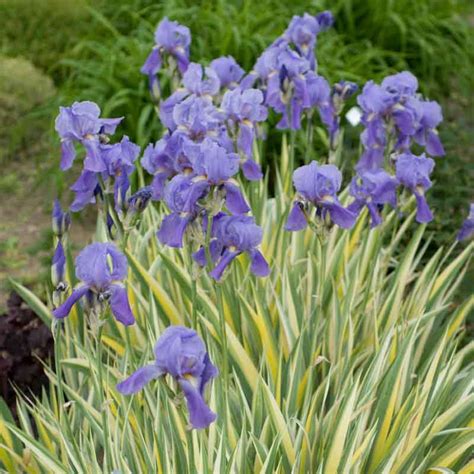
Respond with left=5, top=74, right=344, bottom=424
left=117, top=326, right=218, bottom=429
left=240, top=11, right=356, bottom=144
left=356, top=71, right=444, bottom=172
left=140, top=18, right=270, bottom=280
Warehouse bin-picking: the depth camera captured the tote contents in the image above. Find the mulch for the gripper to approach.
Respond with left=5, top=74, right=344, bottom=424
left=0, top=291, right=53, bottom=415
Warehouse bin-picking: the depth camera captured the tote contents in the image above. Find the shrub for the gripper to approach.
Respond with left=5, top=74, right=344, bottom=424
left=0, top=56, right=55, bottom=162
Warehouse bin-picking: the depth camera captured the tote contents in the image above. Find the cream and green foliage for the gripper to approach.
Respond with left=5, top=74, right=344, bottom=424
left=0, top=163, right=472, bottom=473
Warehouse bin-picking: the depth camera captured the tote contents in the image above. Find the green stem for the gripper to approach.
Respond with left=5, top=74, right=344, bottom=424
left=96, top=325, right=112, bottom=471
left=98, top=175, right=125, bottom=243
left=205, top=211, right=214, bottom=270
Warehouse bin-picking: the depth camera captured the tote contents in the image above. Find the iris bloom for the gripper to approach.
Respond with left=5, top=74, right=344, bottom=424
left=356, top=81, right=395, bottom=170
left=284, top=11, right=334, bottom=68
left=210, top=56, right=244, bottom=90
left=157, top=175, right=202, bottom=248
left=221, top=87, right=267, bottom=178
left=286, top=161, right=357, bottom=231
left=117, top=326, right=218, bottom=430
left=141, top=135, right=181, bottom=200
left=141, top=17, right=191, bottom=78
left=55, top=101, right=122, bottom=171
left=457, top=204, right=474, bottom=241
left=52, top=243, right=135, bottom=326
left=188, top=139, right=250, bottom=215
left=395, top=152, right=434, bottom=223
left=68, top=136, right=140, bottom=212
left=194, top=214, right=270, bottom=280
left=348, top=170, right=398, bottom=227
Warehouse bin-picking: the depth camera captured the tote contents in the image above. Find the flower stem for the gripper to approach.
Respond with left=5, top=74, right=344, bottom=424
left=96, top=325, right=113, bottom=470
left=98, top=175, right=125, bottom=243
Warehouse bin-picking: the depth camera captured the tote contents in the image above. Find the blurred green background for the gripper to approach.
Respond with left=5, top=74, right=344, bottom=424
left=0, top=0, right=473, bottom=308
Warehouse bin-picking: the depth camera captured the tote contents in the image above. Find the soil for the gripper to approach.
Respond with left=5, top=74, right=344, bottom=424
left=0, top=291, right=53, bottom=415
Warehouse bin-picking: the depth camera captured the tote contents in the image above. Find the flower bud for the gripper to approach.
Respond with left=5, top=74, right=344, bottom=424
left=128, top=186, right=153, bottom=213
left=52, top=199, right=71, bottom=237
left=51, top=241, right=66, bottom=288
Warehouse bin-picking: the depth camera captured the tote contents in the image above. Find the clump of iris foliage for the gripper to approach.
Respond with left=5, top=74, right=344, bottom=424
left=1, top=10, right=473, bottom=474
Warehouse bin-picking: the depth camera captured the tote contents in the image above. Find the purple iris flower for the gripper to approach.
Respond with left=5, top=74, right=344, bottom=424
left=193, top=214, right=269, bottom=280
left=263, top=45, right=315, bottom=129
left=457, top=204, right=474, bottom=241
left=142, top=137, right=177, bottom=200
left=182, top=63, right=220, bottom=97
left=157, top=174, right=203, bottom=248
left=286, top=161, right=357, bottom=231
left=348, top=170, right=398, bottom=227
left=102, top=136, right=140, bottom=210
left=55, top=101, right=122, bottom=171
left=356, top=81, right=395, bottom=170
left=307, top=74, right=344, bottom=145
left=68, top=137, right=140, bottom=212
left=190, top=139, right=250, bottom=215
left=221, top=87, right=267, bottom=179
left=52, top=243, right=135, bottom=326
left=283, top=11, right=334, bottom=68
left=210, top=56, right=244, bottom=90
left=52, top=199, right=71, bottom=237
left=51, top=241, right=66, bottom=289
left=395, top=152, right=435, bottom=223
left=141, top=17, right=191, bottom=78
left=414, top=100, right=445, bottom=156
left=70, top=170, right=101, bottom=212
left=162, top=94, right=220, bottom=136
left=117, top=326, right=218, bottom=429
left=381, top=71, right=419, bottom=97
